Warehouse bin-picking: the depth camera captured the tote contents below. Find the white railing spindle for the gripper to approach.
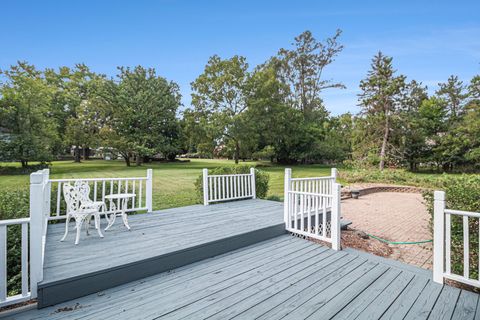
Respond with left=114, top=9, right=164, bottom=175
left=203, top=169, right=257, bottom=205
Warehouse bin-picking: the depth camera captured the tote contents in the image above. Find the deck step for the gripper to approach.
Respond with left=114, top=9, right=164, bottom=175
left=38, top=223, right=286, bottom=308
left=37, top=199, right=286, bottom=308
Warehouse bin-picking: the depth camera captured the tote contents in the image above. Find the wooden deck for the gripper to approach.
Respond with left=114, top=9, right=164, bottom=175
left=38, top=199, right=286, bottom=307
left=10, top=235, right=479, bottom=320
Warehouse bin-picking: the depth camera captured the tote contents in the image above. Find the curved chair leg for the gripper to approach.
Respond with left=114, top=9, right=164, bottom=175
left=75, top=217, right=85, bottom=245
left=60, top=215, right=70, bottom=242
left=85, top=215, right=90, bottom=236
left=95, top=214, right=104, bottom=238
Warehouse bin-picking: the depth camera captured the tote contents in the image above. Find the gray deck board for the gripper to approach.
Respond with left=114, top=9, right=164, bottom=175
left=42, top=199, right=284, bottom=283
left=428, top=285, right=462, bottom=319
left=330, top=268, right=402, bottom=319
left=10, top=235, right=480, bottom=320
left=353, top=271, right=414, bottom=320
left=451, top=290, right=479, bottom=320
left=379, top=274, right=429, bottom=320
left=403, top=280, right=444, bottom=320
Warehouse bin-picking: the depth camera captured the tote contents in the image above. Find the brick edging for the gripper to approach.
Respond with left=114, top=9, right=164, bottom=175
left=341, top=185, right=425, bottom=199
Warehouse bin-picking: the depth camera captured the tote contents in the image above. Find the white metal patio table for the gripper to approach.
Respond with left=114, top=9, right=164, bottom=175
left=104, top=193, right=136, bottom=231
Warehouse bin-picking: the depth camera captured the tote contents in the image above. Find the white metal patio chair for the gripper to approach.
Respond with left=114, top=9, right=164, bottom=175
left=74, top=180, right=107, bottom=216
left=61, top=182, right=104, bottom=245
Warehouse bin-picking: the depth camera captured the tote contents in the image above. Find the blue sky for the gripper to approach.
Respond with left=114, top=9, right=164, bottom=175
left=1, top=0, right=479, bottom=115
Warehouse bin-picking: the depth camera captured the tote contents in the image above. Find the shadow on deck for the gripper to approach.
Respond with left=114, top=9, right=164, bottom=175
left=38, top=199, right=286, bottom=308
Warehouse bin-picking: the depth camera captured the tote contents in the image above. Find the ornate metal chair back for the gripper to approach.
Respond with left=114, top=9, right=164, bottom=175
left=74, top=180, right=92, bottom=205
left=63, top=183, right=83, bottom=214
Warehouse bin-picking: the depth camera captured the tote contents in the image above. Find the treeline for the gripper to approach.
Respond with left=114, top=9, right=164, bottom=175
left=184, top=30, right=480, bottom=171
left=0, top=64, right=181, bottom=167
left=1, top=30, right=479, bottom=171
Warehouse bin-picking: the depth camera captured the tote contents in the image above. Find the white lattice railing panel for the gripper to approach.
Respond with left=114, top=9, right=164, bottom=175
left=284, top=168, right=341, bottom=250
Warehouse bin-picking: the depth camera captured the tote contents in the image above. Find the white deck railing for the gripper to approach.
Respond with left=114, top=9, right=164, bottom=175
left=433, top=190, right=480, bottom=287
left=202, top=168, right=256, bottom=205
left=284, top=168, right=341, bottom=250
left=0, top=168, right=153, bottom=308
left=0, top=218, right=30, bottom=307
left=48, top=169, right=153, bottom=220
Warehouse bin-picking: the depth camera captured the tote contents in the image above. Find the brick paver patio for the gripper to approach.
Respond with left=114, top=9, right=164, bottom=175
left=342, top=191, right=433, bottom=269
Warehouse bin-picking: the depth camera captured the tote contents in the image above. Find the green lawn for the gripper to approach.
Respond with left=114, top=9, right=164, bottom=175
left=0, top=159, right=333, bottom=212
left=2, top=158, right=471, bottom=218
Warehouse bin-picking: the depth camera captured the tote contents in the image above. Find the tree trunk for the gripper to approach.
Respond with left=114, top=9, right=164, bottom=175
left=84, top=147, right=90, bottom=160
left=379, top=112, right=389, bottom=171
left=74, top=146, right=81, bottom=163
left=234, top=141, right=240, bottom=164
left=123, top=153, right=131, bottom=167
left=82, top=147, right=87, bottom=161
left=136, top=155, right=142, bottom=166
left=21, top=160, right=28, bottom=168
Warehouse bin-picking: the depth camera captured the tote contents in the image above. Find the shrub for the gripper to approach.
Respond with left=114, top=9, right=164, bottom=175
left=423, top=175, right=480, bottom=280
left=0, top=187, right=29, bottom=296
left=266, top=195, right=282, bottom=202
left=194, top=166, right=269, bottom=203
left=0, top=163, right=50, bottom=175
left=339, top=168, right=444, bottom=189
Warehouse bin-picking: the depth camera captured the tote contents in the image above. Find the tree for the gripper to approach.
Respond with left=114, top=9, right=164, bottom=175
left=469, top=75, right=480, bottom=101
left=358, top=52, right=406, bottom=170
left=244, top=66, right=307, bottom=164
left=399, top=80, right=428, bottom=171
left=436, top=75, right=468, bottom=120
left=45, top=64, right=104, bottom=162
left=271, top=30, right=345, bottom=119
left=190, top=55, right=251, bottom=164
left=0, top=62, right=59, bottom=167
left=100, top=66, right=181, bottom=166
left=414, top=97, right=448, bottom=169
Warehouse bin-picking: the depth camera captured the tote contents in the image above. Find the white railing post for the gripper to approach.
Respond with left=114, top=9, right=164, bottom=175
left=433, top=190, right=446, bottom=284
left=146, top=169, right=153, bottom=212
left=331, top=182, right=341, bottom=251
left=41, top=169, right=50, bottom=263
left=29, top=170, right=46, bottom=299
left=331, top=168, right=338, bottom=181
left=203, top=169, right=209, bottom=206
left=284, top=168, right=292, bottom=223
left=250, top=168, right=256, bottom=199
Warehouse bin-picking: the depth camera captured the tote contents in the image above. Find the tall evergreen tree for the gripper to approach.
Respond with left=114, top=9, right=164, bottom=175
left=358, top=52, right=406, bottom=170
left=436, top=75, right=468, bottom=120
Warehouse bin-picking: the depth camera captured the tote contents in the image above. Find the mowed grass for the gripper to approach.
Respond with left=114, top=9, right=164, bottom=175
left=0, top=159, right=333, bottom=212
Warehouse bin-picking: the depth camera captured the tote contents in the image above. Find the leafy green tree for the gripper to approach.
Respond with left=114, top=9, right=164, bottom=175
left=100, top=66, right=181, bottom=166
left=190, top=55, right=251, bottom=164
left=358, top=52, right=406, bottom=170
left=45, top=64, right=104, bottom=162
left=0, top=62, right=59, bottom=167
left=244, top=66, right=307, bottom=164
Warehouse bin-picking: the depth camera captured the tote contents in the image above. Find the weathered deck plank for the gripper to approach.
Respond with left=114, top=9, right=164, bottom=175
left=451, top=290, right=479, bottom=320
left=43, top=200, right=284, bottom=280
left=38, top=199, right=286, bottom=307
left=9, top=235, right=480, bottom=319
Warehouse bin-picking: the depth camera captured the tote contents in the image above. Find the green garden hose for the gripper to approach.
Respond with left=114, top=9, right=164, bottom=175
left=366, top=233, right=433, bottom=245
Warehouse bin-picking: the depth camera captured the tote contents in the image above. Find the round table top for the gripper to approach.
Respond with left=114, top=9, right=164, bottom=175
left=104, top=193, right=137, bottom=199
